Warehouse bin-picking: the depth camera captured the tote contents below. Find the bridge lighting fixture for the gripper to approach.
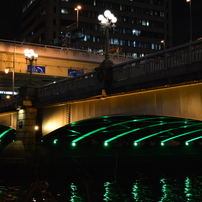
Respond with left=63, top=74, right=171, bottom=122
left=104, top=142, right=108, bottom=146
left=185, top=142, right=189, bottom=146
left=24, top=49, right=38, bottom=83
left=98, top=10, right=117, bottom=61
left=134, top=142, right=138, bottom=146
left=53, top=139, right=58, bottom=144
left=72, top=142, right=76, bottom=147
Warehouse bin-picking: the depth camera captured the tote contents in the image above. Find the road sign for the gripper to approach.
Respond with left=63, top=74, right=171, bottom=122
left=27, top=65, right=45, bottom=74
left=68, top=69, right=84, bottom=77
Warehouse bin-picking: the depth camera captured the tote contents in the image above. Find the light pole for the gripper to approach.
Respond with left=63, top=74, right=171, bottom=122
left=75, top=5, right=81, bottom=28
left=5, top=67, right=14, bottom=96
left=186, top=0, right=192, bottom=42
left=24, top=49, right=38, bottom=83
left=161, top=40, right=166, bottom=50
left=98, top=10, right=117, bottom=62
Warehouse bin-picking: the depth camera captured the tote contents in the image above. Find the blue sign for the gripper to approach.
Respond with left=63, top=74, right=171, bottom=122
left=27, top=65, right=45, bottom=74
left=68, top=69, right=84, bottom=77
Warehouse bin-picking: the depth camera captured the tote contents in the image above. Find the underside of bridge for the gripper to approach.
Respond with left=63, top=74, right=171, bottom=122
left=1, top=115, right=202, bottom=166
left=40, top=115, right=202, bottom=161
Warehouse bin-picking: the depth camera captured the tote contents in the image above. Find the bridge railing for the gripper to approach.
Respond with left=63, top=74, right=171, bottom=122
left=37, top=39, right=202, bottom=99
left=113, top=39, right=202, bottom=81
left=37, top=71, right=98, bottom=98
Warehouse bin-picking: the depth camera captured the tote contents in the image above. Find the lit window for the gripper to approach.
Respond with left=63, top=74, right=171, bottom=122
left=133, top=41, right=136, bottom=47
left=61, top=8, right=68, bottom=14
left=114, top=39, right=119, bottom=45
left=132, top=53, right=137, bottom=58
left=132, top=29, right=141, bottom=36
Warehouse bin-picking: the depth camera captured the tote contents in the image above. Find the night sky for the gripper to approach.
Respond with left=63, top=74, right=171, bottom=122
left=0, top=0, right=202, bottom=46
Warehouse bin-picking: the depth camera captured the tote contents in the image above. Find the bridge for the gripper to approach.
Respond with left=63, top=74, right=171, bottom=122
left=1, top=39, right=202, bottom=165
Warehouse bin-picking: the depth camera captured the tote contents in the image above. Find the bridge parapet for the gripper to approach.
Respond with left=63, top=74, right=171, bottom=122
left=35, top=39, right=202, bottom=104
left=113, top=39, right=202, bottom=81
left=36, top=71, right=103, bottom=106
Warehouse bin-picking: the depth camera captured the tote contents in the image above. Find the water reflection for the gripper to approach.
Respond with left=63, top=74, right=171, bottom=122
left=185, top=176, right=202, bottom=201
left=1, top=176, right=202, bottom=201
left=70, top=183, right=83, bottom=202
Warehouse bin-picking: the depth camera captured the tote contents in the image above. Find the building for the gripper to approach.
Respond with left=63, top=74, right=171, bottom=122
left=21, top=0, right=172, bottom=58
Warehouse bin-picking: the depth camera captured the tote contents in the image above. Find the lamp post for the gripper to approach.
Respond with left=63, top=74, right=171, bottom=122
left=186, top=0, right=192, bottom=42
left=161, top=40, right=165, bottom=50
left=75, top=5, right=81, bottom=28
left=5, top=67, right=14, bottom=96
left=98, top=10, right=117, bottom=62
left=24, top=49, right=38, bottom=83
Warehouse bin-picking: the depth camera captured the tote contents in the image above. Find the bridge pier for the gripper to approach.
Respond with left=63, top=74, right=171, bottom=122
left=16, top=106, right=37, bottom=157
left=1, top=83, right=39, bottom=161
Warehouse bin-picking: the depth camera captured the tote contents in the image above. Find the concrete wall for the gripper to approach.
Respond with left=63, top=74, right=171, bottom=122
left=0, top=41, right=130, bottom=77
left=0, top=112, right=17, bottom=129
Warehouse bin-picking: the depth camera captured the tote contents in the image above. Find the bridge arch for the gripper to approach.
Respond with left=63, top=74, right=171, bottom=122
left=40, top=114, right=202, bottom=161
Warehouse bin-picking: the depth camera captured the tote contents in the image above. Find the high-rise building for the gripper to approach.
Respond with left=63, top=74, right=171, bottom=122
left=21, top=0, right=172, bottom=58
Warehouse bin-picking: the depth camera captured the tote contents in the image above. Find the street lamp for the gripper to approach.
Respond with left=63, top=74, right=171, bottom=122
left=75, top=5, right=81, bottom=28
left=186, top=0, right=192, bottom=42
left=5, top=67, right=15, bottom=96
left=98, top=10, right=117, bottom=62
left=24, top=49, right=38, bottom=83
left=161, top=40, right=165, bottom=50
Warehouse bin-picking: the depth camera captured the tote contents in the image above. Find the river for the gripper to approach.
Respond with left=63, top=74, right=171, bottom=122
left=0, top=157, right=202, bottom=201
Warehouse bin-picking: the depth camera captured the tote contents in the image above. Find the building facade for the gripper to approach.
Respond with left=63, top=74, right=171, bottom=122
left=21, top=0, right=172, bottom=58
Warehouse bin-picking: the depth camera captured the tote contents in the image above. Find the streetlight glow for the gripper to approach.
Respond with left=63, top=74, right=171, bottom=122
left=75, top=5, right=81, bottom=28
left=98, top=10, right=117, bottom=61
left=24, top=49, right=38, bottom=83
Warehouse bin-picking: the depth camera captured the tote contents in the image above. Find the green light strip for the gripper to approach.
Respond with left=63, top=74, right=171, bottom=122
left=134, top=123, right=202, bottom=145
left=161, top=129, right=202, bottom=144
left=72, top=127, right=107, bottom=143
left=106, top=121, right=199, bottom=145
left=105, top=123, right=165, bottom=144
left=72, top=117, right=164, bottom=144
left=0, top=128, right=13, bottom=138
left=186, top=136, right=202, bottom=145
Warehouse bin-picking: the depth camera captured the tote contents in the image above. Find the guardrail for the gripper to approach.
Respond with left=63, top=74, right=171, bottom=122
left=0, top=39, right=133, bottom=59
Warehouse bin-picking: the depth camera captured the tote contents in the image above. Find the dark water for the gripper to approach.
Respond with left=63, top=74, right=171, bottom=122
left=1, top=159, right=202, bottom=202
